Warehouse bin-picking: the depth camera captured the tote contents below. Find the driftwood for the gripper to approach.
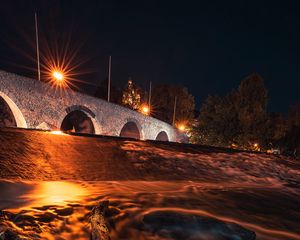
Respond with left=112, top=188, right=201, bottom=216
left=90, top=200, right=111, bottom=240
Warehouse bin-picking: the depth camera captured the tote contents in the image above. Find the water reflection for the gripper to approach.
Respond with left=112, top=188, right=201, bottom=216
left=1, top=180, right=300, bottom=240
left=1, top=128, right=300, bottom=239
left=23, top=181, right=87, bottom=207
left=0, top=181, right=87, bottom=210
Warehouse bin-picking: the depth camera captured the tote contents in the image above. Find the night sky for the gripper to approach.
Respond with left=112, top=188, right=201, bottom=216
left=0, top=0, right=299, bottom=113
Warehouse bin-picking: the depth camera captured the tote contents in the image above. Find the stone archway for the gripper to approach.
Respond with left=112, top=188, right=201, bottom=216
left=156, top=131, right=169, bottom=141
left=0, top=91, right=27, bottom=128
left=120, top=121, right=141, bottom=139
left=59, top=105, right=101, bottom=134
left=60, top=110, right=95, bottom=134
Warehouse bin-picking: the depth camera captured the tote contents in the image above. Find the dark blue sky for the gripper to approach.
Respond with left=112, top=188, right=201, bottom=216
left=0, top=0, right=299, bottom=113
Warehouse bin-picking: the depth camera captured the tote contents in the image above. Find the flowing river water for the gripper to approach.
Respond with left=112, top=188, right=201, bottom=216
left=0, top=128, right=300, bottom=240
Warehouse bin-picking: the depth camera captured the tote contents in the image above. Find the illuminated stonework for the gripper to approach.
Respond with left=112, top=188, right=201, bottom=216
left=0, top=70, right=184, bottom=142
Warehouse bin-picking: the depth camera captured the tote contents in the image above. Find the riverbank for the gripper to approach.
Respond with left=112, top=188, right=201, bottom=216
left=0, top=128, right=300, bottom=239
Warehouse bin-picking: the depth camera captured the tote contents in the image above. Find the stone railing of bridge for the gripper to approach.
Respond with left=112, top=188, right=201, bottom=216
left=0, top=70, right=184, bottom=142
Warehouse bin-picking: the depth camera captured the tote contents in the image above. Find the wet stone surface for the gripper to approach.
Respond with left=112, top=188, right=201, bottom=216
left=140, top=211, right=256, bottom=240
left=1, top=129, right=300, bottom=239
left=54, top=207, right=74, bottom=216
left=0, top=199, right=259, bottom=240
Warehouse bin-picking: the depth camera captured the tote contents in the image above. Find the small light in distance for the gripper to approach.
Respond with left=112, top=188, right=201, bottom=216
left=178, top=123, right=186, bottom=132
left=140, top=104, right=150, bottom=115
left=231, top=143, right=237, bottom=148
left=50, top=130, right=65, bottom=135
left=253, top=142, right=261, bottom=151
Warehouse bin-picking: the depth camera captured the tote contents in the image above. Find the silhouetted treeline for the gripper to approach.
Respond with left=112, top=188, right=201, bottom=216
left=276, top=103, right=300, bottom=155
left=190, top=73, right=300, bottom=155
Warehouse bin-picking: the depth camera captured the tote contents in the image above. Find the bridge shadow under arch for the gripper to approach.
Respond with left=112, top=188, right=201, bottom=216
left=0, top=91, right=27, bottom=128
left=156, top=131, right=169, bottom=141
left=120, top=121, right=141, bottom=139
left=60, top=109, right=96, bottom=134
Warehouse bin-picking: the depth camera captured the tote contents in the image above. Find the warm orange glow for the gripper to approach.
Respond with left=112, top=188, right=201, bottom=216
left=50, top=130, right=65, bottom=135
left=253, top=143, right=261, bottom=151
left=8, top=27, right=87, bottom=92
left=23, top=182, right=87, bottom=206
left=40, top=40, right=88, bottom=92
left=140, top=104, right=150, bottom=115
left=231, top=143, right=237, bottom=148
left=142, top=105, right=149, bottom=114
left=178, top=123, right=186, bottom=132
left=52, top=70, right=64, bottom=82
left=175, top=121, right=188, bottom=132
left=48, top=67, right=69, bottom=89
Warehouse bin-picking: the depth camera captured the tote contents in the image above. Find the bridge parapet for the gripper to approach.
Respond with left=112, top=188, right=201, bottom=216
left=0, top=70, right=182, bottom=142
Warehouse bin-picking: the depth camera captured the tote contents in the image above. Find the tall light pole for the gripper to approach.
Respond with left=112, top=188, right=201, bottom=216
left=172, top=96, right=177, bottom=126
left=107, top=55, right=112, bottom=102
left=148, top=81, right=152, bottom=106
left=35, top=12, right=41, bottom=81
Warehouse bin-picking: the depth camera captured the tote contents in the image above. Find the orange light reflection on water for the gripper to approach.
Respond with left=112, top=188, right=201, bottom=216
left=22, top=182, right=87, bottom=207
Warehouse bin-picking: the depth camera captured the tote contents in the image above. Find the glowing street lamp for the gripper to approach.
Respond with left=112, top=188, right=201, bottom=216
left=140, top=104, right=150, bottom=115
left=34, top=14, right=81, bottom=90
left=177, top=123, right=186, bottom=132
left=52, top=70, right=64, bottom=83
left=48, top=68, right=69, bottom=89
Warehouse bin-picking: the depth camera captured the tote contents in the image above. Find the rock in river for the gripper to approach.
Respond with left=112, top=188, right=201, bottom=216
left=141, top=211, right=256, bottom=240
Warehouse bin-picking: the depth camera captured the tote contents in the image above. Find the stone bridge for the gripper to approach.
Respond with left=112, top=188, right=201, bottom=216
left=0, top=70, right=182, bottom=142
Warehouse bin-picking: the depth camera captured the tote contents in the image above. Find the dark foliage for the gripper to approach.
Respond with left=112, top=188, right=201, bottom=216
left=190, top=74, right=271, bottom=150
left=151, top=85, right=195, bottom=124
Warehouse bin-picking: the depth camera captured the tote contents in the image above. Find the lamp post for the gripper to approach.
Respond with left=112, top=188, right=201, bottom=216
left=172, top=96, right=177, bottom=126
left=148, top=81, right=152, bottom=106
left=35, top=12, right=41, bottom=81
left=107, top=56, right=112, bottom=102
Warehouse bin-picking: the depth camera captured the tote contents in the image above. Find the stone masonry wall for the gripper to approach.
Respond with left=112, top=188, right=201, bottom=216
left=0, top=70, right=181, bottom=141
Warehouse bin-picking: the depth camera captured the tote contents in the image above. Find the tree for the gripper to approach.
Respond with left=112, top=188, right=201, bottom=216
left=191, top=73, right=270, bottom=150
left=151, top=84, right=195, bottom=124
left=235, top=74, right=269, bottom=148
left=121, top=78, right=141, bottom=110
left=276, top=102, right=300, bottom=154
left=288, top=102, right=300, bottom=127
left=267, top=112, right=287, bottom=143
left=190, top=92, right=239, bottom=146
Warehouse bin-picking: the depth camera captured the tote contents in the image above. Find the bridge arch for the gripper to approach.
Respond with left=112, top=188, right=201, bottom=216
left=58, top=105, right=101, bottom=134
left=119, top=119, right=143, bottom=140
left=0, top=91, right=27, bottom=128
left=155, top=131, right=169, bottom=141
